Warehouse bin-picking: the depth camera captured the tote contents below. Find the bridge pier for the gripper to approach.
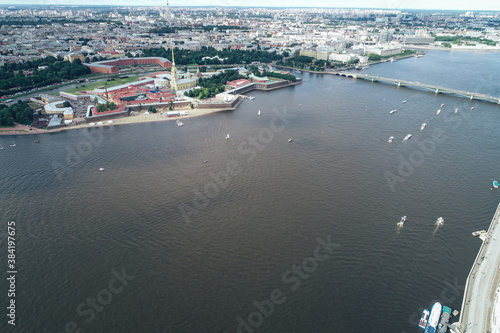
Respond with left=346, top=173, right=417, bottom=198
left=397, top=82, right=401, bottom=87
left=470, top=95, right=474, bottom=100
left=435, top=89, right=439, bottom=94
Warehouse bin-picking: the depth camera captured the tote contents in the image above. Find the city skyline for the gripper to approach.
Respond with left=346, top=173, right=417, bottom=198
left=1, top=0, right=500, bottom=11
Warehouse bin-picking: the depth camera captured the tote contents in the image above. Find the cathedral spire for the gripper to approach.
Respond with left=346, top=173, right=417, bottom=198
left=171, top=47, right=175, bottom=66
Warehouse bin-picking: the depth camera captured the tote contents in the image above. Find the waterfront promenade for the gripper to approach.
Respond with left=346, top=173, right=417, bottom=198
left=459, top=203, right=500, bottom=332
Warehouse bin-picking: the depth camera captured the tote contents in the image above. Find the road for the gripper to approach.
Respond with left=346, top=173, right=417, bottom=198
left=459, top=203, right=500, bottom=332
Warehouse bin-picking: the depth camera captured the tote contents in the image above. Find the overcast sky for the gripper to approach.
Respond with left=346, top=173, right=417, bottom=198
left=0, top=0, right=499, bottom=11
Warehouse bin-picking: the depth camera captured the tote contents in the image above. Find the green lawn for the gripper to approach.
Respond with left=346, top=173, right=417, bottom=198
left=0, top=129, right=27, bottom=132
left=63, top=75, right=144, bottom=95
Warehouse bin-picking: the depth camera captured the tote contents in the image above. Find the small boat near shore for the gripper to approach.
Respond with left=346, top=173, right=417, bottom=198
left=99, top=168, right=105, bottom=171
left=389, top=109, right=397, bottom=114
left=258, top=110, right=261, bottom=116
left=10, top=141, right=16, bottom=147
left=397, top=216, right=407, bottom=227
left=176, top=119, right=183, bottom=126
left=226, top=134, right=230, bottom=140
left=440, top=103, right=445, bottom=107
left=34, top=140, right=39, bottom=143
left=402, top=100, right=407, bottom=104
left=0, top=144, right=3, bottom=150
left=455, top=108, right=458, bottom=113
left=418, top=309, right=430, bottom=329
left=493, top=181, right=499, bottom=189
left=471, top=106, right=475, bottom=110
left=420, top=123, right=426, bottom=130
left=436, top=109, right=441, bottom=115
left=403, top=134, right=412, bottom=141
left=388, top=136, right=394, bottom=143
left=288, top=139, right=293, bottom=142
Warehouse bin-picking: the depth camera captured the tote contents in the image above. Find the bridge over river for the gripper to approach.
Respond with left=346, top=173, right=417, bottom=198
left=331, top=71, right=500, bottom=105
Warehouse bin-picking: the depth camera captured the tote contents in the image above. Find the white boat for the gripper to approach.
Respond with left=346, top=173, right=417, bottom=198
left=203, top=160, right=208, bottom=163
left=288, top=139, right=293, bottom=142
left=226, top=134, right=230, bottom=140
left=440, top=103, right=445, bottom=107
left=176, top=119, right=183, bottom=126
left=402, top=100, right=407, bottom=104
left=436, top=109, right=441, bottom=115
left=471, top=106, right=475, bottom=110
left=420, top=123, right=426, bottom=130
left=258, top=110, right=261, bottom=116
left=388, top=136, right=394, bottom=143
left=397, top=216, right=407, bottom=227
left=0, top=144, right=3, bottom=150
left=436, top=217, right=444, bottom=225
left=299, top=104, right=302, bottom=107
left=99, top=168, right=105, bottom=171
left=10, top=141, right=16, bottom=147
left=389, top=109, right=397, bottom=114
left=455, top=108, right=458, bottom=113
left=403, top=134, right=412, bottom=141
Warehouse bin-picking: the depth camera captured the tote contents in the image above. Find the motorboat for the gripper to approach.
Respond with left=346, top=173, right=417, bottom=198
left=493, top=181, right=499, bottom=189
left=397, top=216, right=407, bottom=227
left=288, top=139, right=293, bottom=142
left=226, top=134, right=230, bottom=140
left=436, top=109, right=441, bottom=115
left=299, top=104, right=302, bottom=107
left=388, top=136, right=394, bottom=143
left=402, top=100, right=407, bottom=104
left=176, top=119, right=183, bottom=126
left=10, top=141, right=16, bottom=147
left=403, top=134, right=412, bottom=141
left=389, top=109, right=397, bottom=114
left=99, top=168, right=105, bottom=171
left=0, top=144, right=3, bottom=150
left=436, top=217, right=444, bottom=225
left=472, top=230, right=486, bottom=237
left=420, top=123, right=426, bottom=130
left=258, top=110, right=261, bottom=116
left=471, top=107, right=475, bottom=110
left=203, top=160, right=208, bottom=163
left=419, top=309, right=430, bottom=329
left=34, top=140, right=39, bottom=143
left=455, top=108, right=458, bottom=113
left=440, top=103, right=445, bottom=107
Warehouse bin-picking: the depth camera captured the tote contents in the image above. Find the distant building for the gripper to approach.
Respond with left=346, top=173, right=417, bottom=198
left=379, top=31, right=393, bottom=43
left=403, top=36, right=435, bottom=44
left=84, top=57, right=172, bottom=74
left=64, top=54, right=85, bottom=63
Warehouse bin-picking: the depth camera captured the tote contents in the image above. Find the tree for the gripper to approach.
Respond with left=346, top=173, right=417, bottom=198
left=368, top=53, right=382, bottom=61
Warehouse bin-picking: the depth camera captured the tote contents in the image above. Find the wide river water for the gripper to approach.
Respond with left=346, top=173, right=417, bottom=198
left=1, top=50, right=500, bottom=333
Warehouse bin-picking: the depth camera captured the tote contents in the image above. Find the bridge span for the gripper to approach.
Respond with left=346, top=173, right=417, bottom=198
left=331, top=71, right=500, bottom=105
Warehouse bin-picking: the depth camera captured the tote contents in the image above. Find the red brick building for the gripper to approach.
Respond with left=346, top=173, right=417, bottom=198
left=85, top=57, right=172, bottom=74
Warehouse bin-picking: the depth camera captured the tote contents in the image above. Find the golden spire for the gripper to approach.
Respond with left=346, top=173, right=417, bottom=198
left=171, top=48, right=175, bottom=65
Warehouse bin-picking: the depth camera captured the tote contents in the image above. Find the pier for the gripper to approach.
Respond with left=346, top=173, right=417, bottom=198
left=332, top=72, right=500, bottom=105
left=458, top=203, right=500, bottom=332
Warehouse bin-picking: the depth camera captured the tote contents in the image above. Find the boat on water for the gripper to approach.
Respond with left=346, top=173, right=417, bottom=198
left=472, top=230, right=486, bottom=237
left=10, top=141, right=16, bottom=147
left=0, top=144, right=3, bottom=150
left=388, top=136, right=394, bottom=143
left=203, top=160, right=208, bottom=163
left=258, top=110, right=261, bottom=116
left=402, top=100, right=407, bottom=104
left=403, top=134, right=412, bottom=141
left=389, top=109, right=397, bottom=114
left=440, top=103, right=445, bottom=107
left=455, top=108, right=458, bottom=113
left=34, top=140, right=39, bottom=143
left=397, top=216, right=407, bottom=227
left=424, top=302, right=442, bottom=333
left=226, top=134, right=230, bottom=140
left=436, top=217, right=444, bottom=225
left=288, top=139, right=293, bottom=142
left=436, top=109, right=441, bottom=115
left=176, top=119, right=183, bottom=126
left=420, top=123, right=426, bottom=130
left=418, top=309, right=430, bottom=329
left=471, top=106, right=475, bottom=110
left=99, top=168, right=105, bottom=171
left=299, top=104, right=302, bottom=107
left=493, top=181, right=499, bottom=188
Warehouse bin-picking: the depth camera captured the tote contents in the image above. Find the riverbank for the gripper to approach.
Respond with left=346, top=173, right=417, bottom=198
left=413, top=45, right=500, bottom=52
